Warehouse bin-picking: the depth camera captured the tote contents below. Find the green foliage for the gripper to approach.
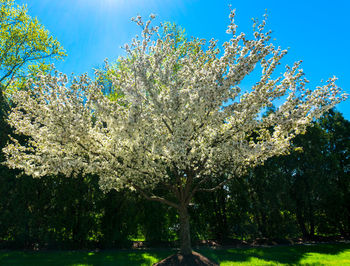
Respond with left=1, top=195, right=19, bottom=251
left=0, top=0, right=65, bottom=91
left=317, top=110, right=350, bottom=236
left=235, top=109, right=350, bottom=239
left=0, top=173, right=140, bottom=249
left=137, top=199, right=178, bottom=243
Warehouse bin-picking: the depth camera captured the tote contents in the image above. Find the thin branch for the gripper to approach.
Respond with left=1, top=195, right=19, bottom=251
left=191, top=165, right=238, bottom=197
left=133, top=184, right=180, bottom=210
left=183, top=169, right=194, bottom=205
left=196, top=179, right=229, bottom=192
left=77, top=142, right=101, bottom=158
left=162, top=117, right=173, bottom=134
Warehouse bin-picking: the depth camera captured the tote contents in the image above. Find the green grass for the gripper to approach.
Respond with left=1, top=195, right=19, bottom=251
left=0, top=243, right=349, bottom=265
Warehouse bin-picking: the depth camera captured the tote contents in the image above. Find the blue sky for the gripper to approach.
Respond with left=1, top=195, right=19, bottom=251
left=18, top=0, right=349, bottom=118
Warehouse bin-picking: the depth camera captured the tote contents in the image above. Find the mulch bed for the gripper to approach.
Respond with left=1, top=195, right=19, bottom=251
left=153, top=251, right=219, bottom=266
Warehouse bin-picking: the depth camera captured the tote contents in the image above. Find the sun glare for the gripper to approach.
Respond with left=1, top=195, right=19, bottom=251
left=102, top=0, right=119, bottom=6
left=77, top=0, right=167, bottom=13
left=79, top=0, right=123, bottom=8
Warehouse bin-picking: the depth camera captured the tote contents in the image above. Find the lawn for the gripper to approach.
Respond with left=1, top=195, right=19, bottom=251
left=0, top=243, right=349, bottom=265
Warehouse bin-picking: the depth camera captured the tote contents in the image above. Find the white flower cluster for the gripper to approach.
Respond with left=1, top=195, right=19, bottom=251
left=3, top=11, right=346, bottom=204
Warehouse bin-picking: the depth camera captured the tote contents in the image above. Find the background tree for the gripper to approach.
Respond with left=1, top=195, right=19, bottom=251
left=310, top=110, right=350, bottom=237
left=269, top=109, right=350, bottom=239
left=0, top=0, right=65, bottom=91
left=3, top=12, right=345, bottom=257
left=0, top=0, right=65, bottom=248
left=223, top=109, right=350, bottom=241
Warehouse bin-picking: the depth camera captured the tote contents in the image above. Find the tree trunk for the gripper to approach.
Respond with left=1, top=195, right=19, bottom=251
left=179, top=205, right=192, bottom=255
left=296, top=208, right=308, bottom=239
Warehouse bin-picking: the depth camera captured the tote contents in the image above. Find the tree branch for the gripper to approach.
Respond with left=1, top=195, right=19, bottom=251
left=133, top=184, right=180, bottom=210
left=162, top=117, right=173, bottom=134
left=191, top=165, right=239, bottom=197
left=196, top=179, right=229, bottom=192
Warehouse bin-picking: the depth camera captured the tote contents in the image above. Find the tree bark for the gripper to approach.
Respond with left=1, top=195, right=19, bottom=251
left=179, top=205, right=192, bottom=255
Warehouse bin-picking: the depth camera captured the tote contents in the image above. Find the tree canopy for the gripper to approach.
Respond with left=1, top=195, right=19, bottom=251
left=3, top=12, right=346, bottom=254
left=0, top=0, right=65, bottom=91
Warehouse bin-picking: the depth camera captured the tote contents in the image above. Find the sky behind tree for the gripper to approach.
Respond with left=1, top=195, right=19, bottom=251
left=17, top=0, right=349, bottom=118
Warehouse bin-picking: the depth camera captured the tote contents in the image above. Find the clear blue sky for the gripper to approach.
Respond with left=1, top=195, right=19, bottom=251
left=18, top=0, right=349, bottom=118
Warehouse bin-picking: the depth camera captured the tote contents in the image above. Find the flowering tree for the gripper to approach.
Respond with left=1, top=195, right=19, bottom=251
left=3, top=12, right=345, bottom=255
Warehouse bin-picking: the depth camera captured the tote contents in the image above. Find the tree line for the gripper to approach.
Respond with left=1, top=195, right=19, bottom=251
left=1, top=107, right=349, bottom=249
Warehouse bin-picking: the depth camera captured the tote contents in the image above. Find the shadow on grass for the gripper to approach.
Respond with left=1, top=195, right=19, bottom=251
left=0, top=243, right=349, bottom=265
left=199, top=242, right=350, bottom=265
left=0, top=249, right=173, bottom=266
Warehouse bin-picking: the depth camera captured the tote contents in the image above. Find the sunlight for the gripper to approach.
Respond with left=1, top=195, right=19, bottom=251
left=77, top=0, right=164, bottom=10
left=100, top=0, right=121, bottom=7
left=77, top=0, right=123, bottom=9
